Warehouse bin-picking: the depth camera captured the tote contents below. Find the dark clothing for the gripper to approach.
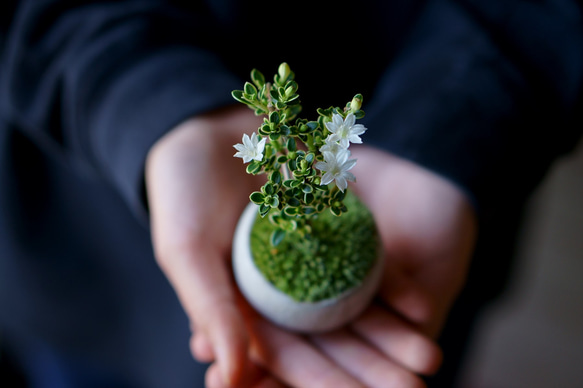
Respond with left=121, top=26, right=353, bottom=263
left=1, top=1, right=582, bottom=387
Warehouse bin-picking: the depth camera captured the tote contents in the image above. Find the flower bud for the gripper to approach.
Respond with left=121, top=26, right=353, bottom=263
left=278, top=62, right=291, bottom=81
left=350, top=94, right=363, bottom=112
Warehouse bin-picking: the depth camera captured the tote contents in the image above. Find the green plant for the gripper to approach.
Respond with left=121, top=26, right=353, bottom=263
left=232, top=63, right=368, bottom=246
left=232, top=63, right=380, bottom=302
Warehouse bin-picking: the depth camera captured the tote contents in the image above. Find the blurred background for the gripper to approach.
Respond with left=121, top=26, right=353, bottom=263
left=460, top=140, right=583, bottom=388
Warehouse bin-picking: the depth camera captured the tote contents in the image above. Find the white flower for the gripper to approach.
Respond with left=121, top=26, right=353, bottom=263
left=319, top=135, right=350, bottom=155
left=325, top=113, right=367, bottom=148
left=233, top=132, right=267, bottom=163
left=315, top=150, right=357, bottom=192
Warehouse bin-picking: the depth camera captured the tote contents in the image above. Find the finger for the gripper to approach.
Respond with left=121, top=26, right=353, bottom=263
left=190, top=331, right=214, bottom=363
left=248, top=318, right=364, bottom=388
left=350, top=305, right=442, bottom=375
left=205, top=358, right=272, bottom=388
left=310, top=328, right=427, bottom=388
left=155, top=246, right=248, bottom=387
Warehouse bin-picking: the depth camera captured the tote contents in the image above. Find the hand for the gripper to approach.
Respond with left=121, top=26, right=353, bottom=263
left=146, top=109, right=469, bottom=387
left=350, top=145, right=478, bottom=338
left=146, top=106, right=264, bottom=386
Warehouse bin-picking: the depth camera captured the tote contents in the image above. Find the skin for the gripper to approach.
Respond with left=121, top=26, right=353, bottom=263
left=145, top=106, right=477, bottom=387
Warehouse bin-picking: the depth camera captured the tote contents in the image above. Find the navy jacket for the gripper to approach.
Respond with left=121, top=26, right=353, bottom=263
left=1, top=1, right=582, bottom=386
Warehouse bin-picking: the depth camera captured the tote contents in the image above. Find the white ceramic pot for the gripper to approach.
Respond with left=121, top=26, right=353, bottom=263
left=232, top=202, right=384, bottom=333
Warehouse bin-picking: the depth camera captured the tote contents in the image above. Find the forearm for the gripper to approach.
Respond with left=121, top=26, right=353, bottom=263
left=364, top=0, right=583, bottom=215
left=0, top=0, right=241, bottom=219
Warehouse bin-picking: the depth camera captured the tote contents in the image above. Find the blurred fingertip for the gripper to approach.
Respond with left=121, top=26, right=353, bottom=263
left=214, top=327, right=250, bottom=387
left=190, top=332, right=215, bottom=363
left=420, top=341, right=443, bottom=376
left=205, top=363, right=226, bottom=388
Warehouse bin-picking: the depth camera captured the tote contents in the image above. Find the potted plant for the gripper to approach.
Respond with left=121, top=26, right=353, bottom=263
left=231, top=63, right=383, bottom=333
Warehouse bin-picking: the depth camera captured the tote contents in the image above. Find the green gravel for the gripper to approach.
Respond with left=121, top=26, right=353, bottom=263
left=250, top=192, right=380, bottom=302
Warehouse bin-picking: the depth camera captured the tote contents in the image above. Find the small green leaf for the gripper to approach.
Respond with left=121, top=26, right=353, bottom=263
left=249, top=191, right=264, bottom=204
left=269, top=111, right=280, bottom=124
left=246, top=161, right=262, bottom=175
left=286, top=94, right=300, bottom=104
left=259, top=204, right=270, bottom=217
left=231, top=90, right=245, bottom=103
left=263, top=183, right=274, bottom=195
left=333, top=190, right=346, bottom=201
left=267, top=195, right=279, bottom=208
left=244, top=82, right=257, bottom=96
left=270, top=88, right=280, bottom=101
left=258, top=84, right=268, bottom=100
left=280, top=125, right=290, bottom=136
left=286, top=138, right=297, bottom=152
left=284, top=80, right=298, bottom=94
left=258, top=124, right=270, bottom=136
left=303, top=207, right=316, bottom=215
left=287, top=198, right=300, bottom=207
left=270, top=229, right=286, bottom=246
left=286, top=220, right=298, bottom=231
left=330, top=206, right=342, bottom=216
left=251, top=68, right=265, bottom=87
left=270, top=170, right=282, bottom=184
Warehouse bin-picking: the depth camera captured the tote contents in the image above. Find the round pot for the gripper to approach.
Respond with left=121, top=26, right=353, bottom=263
left=232, top=202, right=384, bottom=333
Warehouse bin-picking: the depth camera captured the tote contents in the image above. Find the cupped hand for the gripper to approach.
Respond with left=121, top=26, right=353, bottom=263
left=146, top=106, right=264, bottom=386
left=350, top=145, right=478, bottom=339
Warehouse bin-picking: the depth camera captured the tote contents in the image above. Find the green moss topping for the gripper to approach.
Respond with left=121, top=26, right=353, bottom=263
left=250, top=192, right=380, bottom=302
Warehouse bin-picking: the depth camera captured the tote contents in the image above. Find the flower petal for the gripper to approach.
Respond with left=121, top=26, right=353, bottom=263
left=325, top=121, right=337, bottom=133
left=322, top=151, right=337, bottom=163
left=242, top=133, right=253, bottom=148
left=342, top=158, right=357, bottom=171
left=321, top=172, right=335, bottom=185
left=335, top=176, right=348, bottom=192
left=344, top=113, right=355, bottom=127
left=343, top=171, right=356, bottom=182
left=257, top=137, right=267, bottom=153
left=351, top=123, right=367, bottom=135
left=233, top=143, right=246, bottom=152
left=315, top=161, right=328, bottom=171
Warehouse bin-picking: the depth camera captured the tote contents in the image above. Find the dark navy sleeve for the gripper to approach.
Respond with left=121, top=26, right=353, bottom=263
left=0, top=0, right=242, bottom=221
left=363, top=0, right=583, bottom=214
